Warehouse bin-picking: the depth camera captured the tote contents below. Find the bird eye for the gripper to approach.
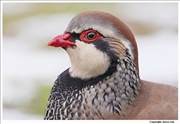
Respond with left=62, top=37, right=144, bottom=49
left=80, top=30, right=102, bottom=42
left=86, top=32, right=96, bottom=40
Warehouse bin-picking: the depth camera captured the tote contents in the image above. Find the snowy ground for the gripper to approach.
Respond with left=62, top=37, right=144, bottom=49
left=2, top=3, right=178, bottom=120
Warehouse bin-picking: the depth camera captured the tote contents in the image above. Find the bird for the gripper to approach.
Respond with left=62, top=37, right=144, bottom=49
left=44, top=11, right=178, bottom=120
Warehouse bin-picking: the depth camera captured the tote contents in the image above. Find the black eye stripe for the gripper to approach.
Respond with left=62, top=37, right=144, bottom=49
left=69, top=32, right=80, bottom=42
left=92, top=39, right=118, bottom=62
left=71, top=32, right=80, bottom=38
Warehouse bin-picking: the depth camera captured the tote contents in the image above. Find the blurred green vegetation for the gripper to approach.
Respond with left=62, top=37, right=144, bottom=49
left=3, top=3, right=159, bottom=37
left=25, top=82, right=52, bottom=115
left=3, top=3, right=119, bottom=30
left=3, top=80, right=52, bottom=115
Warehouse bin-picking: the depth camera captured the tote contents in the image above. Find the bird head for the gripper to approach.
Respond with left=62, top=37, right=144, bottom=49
left=48, top=11, right=139, bottom=80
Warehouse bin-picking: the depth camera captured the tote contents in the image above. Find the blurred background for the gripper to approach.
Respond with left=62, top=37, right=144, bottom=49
left=2, top=2, right=178, bottom=120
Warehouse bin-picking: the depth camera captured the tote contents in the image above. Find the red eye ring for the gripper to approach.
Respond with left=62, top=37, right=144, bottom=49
left=79, top=30, right=102, bottom=42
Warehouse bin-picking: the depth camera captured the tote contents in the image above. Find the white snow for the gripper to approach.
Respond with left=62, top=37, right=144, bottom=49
left=3, top=107, right=43, bottom=120
left=137, top=30, right=178, bottom=86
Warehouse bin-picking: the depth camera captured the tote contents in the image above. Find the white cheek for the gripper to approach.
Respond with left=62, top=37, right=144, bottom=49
left=66, top=41, right=110, bottom=79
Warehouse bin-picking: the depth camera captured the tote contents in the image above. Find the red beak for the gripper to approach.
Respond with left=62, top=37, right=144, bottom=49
left=48, top=33, right=76, bottom=48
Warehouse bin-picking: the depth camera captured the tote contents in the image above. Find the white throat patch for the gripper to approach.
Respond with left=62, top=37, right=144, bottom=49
left=67, top=40, right=110, bottom=80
